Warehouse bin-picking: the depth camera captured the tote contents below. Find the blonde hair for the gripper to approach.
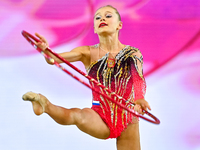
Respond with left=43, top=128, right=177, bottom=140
left=96, top=5, right=121, bottom=21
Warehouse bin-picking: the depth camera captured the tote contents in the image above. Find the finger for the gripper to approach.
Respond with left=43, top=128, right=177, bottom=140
left=142, top=102, right=152, bottom=111
left=139, top=108, right=143, bottom=114
left=34, top=42, right=48, bottom=51
left=134, top=105, right=139, bottom=112
left=134, top=105, right=143, bottom=115
left=35, top=33, right=43, bottom=41
left=148, top=102, right=151, bottom=110
left=35, top=33, right=43, bottom=39
left=138, top=107, right=144, bottom=115
left=145, top=102, right=151, bottom=111
left=134, top=105, right=138, bottom=111
left=36, top=41, right=47, bottom=47
left=35, top=41, right=43, bottom=47
left=141, top=104, right=147, bottom=111
left=35, top=33, right=48, bottom=44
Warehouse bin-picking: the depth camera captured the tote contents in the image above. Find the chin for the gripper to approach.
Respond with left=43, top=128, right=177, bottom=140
left=97, top=30, right=115, bottom=36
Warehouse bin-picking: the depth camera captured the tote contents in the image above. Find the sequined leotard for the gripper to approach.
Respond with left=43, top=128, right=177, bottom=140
left=87, top=44, right=146, bottom=139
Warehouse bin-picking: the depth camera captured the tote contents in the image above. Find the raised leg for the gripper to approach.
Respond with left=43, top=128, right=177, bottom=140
left=116, top=118, right=141, bottom=150
left=22, top=92, right=110, bottom=139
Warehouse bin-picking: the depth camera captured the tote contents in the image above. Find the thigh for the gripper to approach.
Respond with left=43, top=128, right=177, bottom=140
left=116, top=118, right=141, bottom=150
left=75, top=108, right=110, bottom=139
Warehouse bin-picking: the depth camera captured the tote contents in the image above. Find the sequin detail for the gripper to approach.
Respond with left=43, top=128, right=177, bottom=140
left=88, top=45, right=146, bottom=138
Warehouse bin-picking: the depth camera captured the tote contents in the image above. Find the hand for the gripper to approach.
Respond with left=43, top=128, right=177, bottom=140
left=134, top=99, right=151, bottom=115
left=35, top=33, right=49, bottom=51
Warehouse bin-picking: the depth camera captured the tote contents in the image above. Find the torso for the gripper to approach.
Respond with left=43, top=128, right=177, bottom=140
left=81, top=44, right=126, bottom=69
left=87, top=44, right=143, bottom=138
left=83, top=44, right=146, bottom=138
left=87, top=44, right=135, bottom=101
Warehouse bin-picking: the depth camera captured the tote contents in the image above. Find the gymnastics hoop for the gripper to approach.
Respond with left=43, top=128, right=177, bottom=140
left=21, top=30, right=160, bottom=125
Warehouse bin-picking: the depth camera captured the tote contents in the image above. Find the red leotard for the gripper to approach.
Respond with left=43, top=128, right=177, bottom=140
left=87, top=44, right=146, bottom=139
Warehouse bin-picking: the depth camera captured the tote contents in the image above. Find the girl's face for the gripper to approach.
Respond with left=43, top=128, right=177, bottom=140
left=94, top=7, right=122, bottom=36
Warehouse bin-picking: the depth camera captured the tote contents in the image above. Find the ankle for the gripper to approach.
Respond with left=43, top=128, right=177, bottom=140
left=43, top=99, right=51, bottom=113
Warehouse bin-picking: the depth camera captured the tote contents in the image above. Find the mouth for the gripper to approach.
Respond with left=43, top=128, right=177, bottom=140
left=99, top=23, right=108, bottom=28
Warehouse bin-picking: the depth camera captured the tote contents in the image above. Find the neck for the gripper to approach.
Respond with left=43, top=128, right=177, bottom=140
left=98, top=33, right=124, bottom=53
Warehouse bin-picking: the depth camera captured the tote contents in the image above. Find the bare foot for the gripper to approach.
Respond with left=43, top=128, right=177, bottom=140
left=22, top=92, right=47, bottom=115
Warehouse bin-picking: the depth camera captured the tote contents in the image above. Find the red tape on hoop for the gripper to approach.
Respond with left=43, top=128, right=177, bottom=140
left=21, top=30, right=160, bottom=124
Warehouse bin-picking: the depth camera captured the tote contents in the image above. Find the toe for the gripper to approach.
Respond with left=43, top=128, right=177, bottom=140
left=22, top=92, right=36, bottom=101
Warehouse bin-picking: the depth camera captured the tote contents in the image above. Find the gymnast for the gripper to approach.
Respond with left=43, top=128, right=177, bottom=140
left=22, top=5, right=151, bottom=150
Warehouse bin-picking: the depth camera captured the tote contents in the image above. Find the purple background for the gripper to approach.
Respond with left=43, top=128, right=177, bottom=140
left=0, top=0, right=200, bottom=149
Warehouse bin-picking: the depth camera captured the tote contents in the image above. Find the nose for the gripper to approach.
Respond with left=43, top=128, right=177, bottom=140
left=100, top=18, right=105, bottom=22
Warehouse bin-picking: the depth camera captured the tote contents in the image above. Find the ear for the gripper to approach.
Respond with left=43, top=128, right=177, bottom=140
left=117, top=21, right=123, bottom=30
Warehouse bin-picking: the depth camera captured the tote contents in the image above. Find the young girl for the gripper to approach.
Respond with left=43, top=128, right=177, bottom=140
left=22, top=5, right=151, bottom=150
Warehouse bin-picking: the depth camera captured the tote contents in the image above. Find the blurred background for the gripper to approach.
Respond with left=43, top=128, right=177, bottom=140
left=0, top=0, right=200, bottom=149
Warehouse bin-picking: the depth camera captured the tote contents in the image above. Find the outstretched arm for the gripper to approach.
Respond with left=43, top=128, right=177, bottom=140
left=34, top=33, right=90, bottom=66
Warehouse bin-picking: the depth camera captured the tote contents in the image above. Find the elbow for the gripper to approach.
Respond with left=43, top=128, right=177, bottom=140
left=47, top=60, right=54, bottom=65
left=47, top=62, right=54, bottom=65
left=45, top=58, right=55, bottom=65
